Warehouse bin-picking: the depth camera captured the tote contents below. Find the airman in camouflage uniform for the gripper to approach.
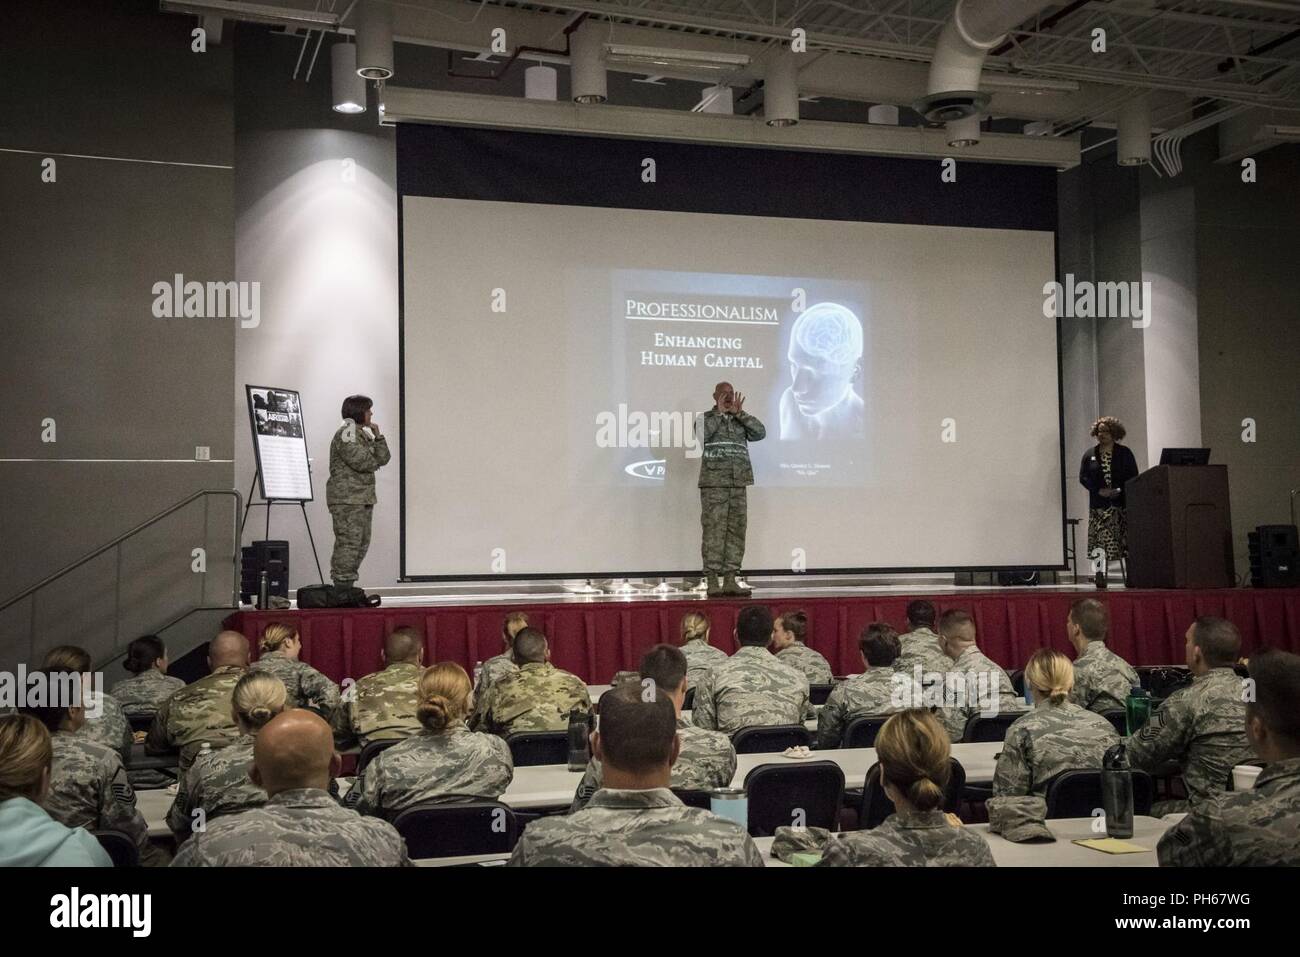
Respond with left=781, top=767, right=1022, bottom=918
left=165, top=735, right=266, bottom=838
left=326, top=398, right=391, bottom=589
left=896, top=626, right=952, bottom=679
left=1126, top=667, right=1252, bottom=814
left=681, top=637, right=728, bottom=691
left=1070, top=640, right=1140, bottom=714
left=571, top=718, right=736, bottom=811
left=251, top=652, right=341, bottom=719
left=775, top=642, right=833, bottom=685
left=340, top=661, right=423, bottom=747
left=44, top=730, right=167, bottom=866
left=474, top=661, right=591, bottom=737
left=510, top=787, right=763, bottom=866
left=146, top=664, right=245, bottom=772
left=816, top=669, right=897, bottom=750
left=818, top=809, right=996, bottom=867
left=351, top=722, right=514, bottom=818
left=171, top=788, right=410, bottom=866
left=692, top=646, right=809, bottom=735
left=697, top=383, right=766, bottom=597
left=82, top=689, right=132, bottom=760
left=110, top=669, right=185, bottom=716
left=992, top=699, right=1120, bottom=796
left=932, top=632, right=1027, bottom=742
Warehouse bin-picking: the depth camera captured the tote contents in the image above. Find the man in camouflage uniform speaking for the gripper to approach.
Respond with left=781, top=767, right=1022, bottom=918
left=326, top=394, right=391, bottom=592
left=696, top=381, right=766, bottom=598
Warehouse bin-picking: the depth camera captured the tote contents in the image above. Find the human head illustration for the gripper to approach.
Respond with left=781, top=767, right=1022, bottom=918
left=786, top=302, right=864, bottom=417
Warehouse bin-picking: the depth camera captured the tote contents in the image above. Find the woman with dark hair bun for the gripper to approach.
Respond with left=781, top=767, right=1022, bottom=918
left=111, top=635, right=185, bottom=716
left=1079, top=416, right=1139, bottom=588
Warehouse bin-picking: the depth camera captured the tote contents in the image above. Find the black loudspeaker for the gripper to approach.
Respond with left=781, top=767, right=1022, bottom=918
left=241, top=540, right=290, bottom=603
left=1249, top=525, right=1299, bottom=588
left=953, top=570, right=1056, bottom=587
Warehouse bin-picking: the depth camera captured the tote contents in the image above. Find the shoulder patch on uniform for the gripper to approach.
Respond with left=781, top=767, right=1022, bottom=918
left=112, top=782, right=136, bottom=804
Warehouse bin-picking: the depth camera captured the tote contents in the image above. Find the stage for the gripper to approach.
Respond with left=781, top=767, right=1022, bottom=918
left=223, top=582, right=1300, bottom=686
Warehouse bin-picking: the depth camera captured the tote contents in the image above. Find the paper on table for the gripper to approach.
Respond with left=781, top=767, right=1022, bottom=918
left=1072, top=838, right=1149, bottom=855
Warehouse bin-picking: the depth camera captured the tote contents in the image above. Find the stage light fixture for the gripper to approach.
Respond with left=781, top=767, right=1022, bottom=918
left=764, top=50, right=799, bottom=127
left=525, top=64, right=558, bottom=101
left=1117, top=95, right=1151, bottom=166
left=946, top=114, right=981, bottom=147
left=571, top=20, right=607, bottom=103
left=332, top=42, right=366, bottom=114
left=355, top=0, right=394, bottom=81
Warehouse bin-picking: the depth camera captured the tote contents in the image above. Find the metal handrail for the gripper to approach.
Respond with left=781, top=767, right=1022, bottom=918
left=0, top=489, right=243, bottom=614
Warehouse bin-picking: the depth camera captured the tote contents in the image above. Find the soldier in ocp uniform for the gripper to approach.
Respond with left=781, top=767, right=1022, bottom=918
left=250, top=621, right=341, bottom=720
left=819, top=710, right=995, bottom=867
left=572, top=645, right=735, bottom=812
left=166, top=671, right=287, bottom=839
left=110, top=635, right=185, bottom=716
left=339, top=627, right=425, bottom=748
left=1158, top=649, right=1300, bottom=866
left=145, top=630, right=249, bottom=773
left=993, top=648, right=1119, bottom=797
left=696, top=381, right=765, bottom=598
left=172, top=710, right=411, bottom=866
left=1065, top=598, right=1139, bottom=713
left=326, top=394, right=391, bottom=591
left=510, top=684, right=763, bottom=867
left=677, top=611, right=727, bottom=692
left=1126, top=617, right=1254, bottom=816
left=468, top=611, right=528, bottom=728
left=473, top=628, right=591, bottom=737
left=20, top=672, right=167, bottom=866
left=692, top=605, right=809, bottom=735
left=817, top=623, right=902, bottom=750
left=352, top=662, right=513, bottom=819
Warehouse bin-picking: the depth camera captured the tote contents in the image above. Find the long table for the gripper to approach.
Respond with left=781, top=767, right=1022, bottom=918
left=411, top=817, right=1172, bottom=867
left=136, top=741, right=1003, bottom=838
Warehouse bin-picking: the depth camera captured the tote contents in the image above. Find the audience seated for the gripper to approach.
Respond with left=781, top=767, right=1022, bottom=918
left=1158, top=649, right=1300, bottom=866
left=770, top=610, right=833, bottom=684
left=677, top=611, right=727, bottom=691
left=816, top=622, right=902, bottom=750
left=171, top=710, right=410, bottom=867
left=339, top=627, right=425, bottom=748
left=572, top=644, right=735, bottom=811
left=19, top=671, right=166, bottom=866
left=166, top=671, right=287, bottom=838
left=146, top=630, right=248, bottom=772
left=353, top=662, right=513, bottom=818
left=932, top=610, right=1026, bottom=742
left=992, top=648, right=1119, bottom=797
left=42, top=644, right=131, bottom=759
left=693, top=605, right=810, bottom=735
left=1066, top=598, right=1139, bottom=713
left=249, top=622, right=341, bottom=719
left=110, top=635, right=185, bottom=717
left=472, top=628, right=591, bottom=737
left=1125, top=616, right=1254, bottom=816
left=894, top=600, right=951, bottom=678
left=0, top=714, right=112, bottom=867
left=819, top=710, right=995, bottom=867
left=508, top=683, right=763, bottom=866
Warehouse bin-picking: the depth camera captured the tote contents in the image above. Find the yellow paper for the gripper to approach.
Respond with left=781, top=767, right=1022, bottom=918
left=1072, top=838, right=1149, bottom=855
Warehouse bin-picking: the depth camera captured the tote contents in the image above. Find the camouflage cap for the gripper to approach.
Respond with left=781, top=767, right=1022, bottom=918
left=987, top=795, right=1055, bottom=843
left=771, top=825, right=832, bottom=864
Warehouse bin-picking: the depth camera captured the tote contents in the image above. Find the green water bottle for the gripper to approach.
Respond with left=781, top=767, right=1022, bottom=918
left=1125, top=686, right=1151, bottom=735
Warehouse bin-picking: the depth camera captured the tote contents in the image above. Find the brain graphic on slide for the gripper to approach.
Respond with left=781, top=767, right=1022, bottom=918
left=791, top=302, right=863, bottom=365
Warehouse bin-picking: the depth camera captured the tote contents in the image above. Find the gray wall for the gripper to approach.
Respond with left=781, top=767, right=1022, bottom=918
left=0, top=0, right=235, bottom=671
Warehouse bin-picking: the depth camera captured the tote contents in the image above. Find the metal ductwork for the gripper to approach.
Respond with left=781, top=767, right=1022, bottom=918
left=915, top=0, right=1060, bottom=122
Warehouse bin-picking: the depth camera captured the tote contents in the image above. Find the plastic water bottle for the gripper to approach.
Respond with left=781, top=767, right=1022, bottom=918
left=1101, top=742, right=1135, bottom=839
left=258, top=570, right=270, bottom=610
left=566, top=709, right=592, bottom=771
left=1125, top=686, right=1151, bottom=735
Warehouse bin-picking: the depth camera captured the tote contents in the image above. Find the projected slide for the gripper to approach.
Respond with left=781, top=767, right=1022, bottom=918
left=401, top=197, right=1061, bottom=578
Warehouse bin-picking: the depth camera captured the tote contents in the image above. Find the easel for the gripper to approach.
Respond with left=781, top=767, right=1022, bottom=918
left=241, top=466, right=325, bottom=584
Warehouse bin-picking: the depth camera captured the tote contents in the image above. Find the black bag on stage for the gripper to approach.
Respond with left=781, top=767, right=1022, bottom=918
left=296, top=585, right=381, bottom=609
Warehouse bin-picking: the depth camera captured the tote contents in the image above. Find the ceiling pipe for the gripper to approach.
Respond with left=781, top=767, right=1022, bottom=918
left=916, top=0, right=1060, bottom=122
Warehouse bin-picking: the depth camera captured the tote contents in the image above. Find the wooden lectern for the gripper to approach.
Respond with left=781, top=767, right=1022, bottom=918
left=1125, top=465, right=1235, bottom=588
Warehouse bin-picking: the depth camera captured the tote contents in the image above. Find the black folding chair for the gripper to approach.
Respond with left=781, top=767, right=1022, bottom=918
left=683, top=687, right=696, bottom=711
left=742, top=760, right=845, bottom=837
left=356, top=739, right=400, bottom=776
left=1043, top=769, right=1154, bottom=818
left=671, top=788, right=714, bottom=810
left=809, top=684, right=834, bottom=706
left=1009, top=669, right=1026, bottom=697
left=1137, top=666, right=1193, bottom=701
left=842, top=713, right=893, bottom=749
left=505, top=731, right=569, bottom=767
left=392, top=800, right=519, bottom=858
left=961, top=713, right=1020, bottom=743
left=1099, top=710, right=1129, bottom=736
left=91, top=829, right=139, bottom=867
left=859, top=758, right=966, bottom=830
left=731, top=725, right=812, bottom=754
left=127, top=712, right=155, bottom=734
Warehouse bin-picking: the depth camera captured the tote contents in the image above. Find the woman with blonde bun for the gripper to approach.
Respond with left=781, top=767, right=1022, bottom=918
left=992, top=647, right=1119, bottom=797
left=820, top=710, right=994, bottom=866
left=250, top=622, right=341, bottom=719
left=352, top=662, right=513, bottom=819
left=0, top=714, right=113, bottom=866
left=166, top=671, right=288, bottom=837
left=678, top=612, right=726, bottom=691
